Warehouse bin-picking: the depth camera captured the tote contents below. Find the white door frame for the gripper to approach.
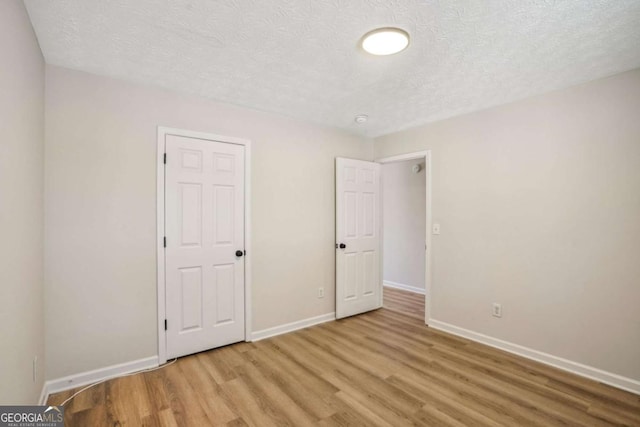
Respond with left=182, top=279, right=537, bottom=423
left=156, top=126, right=252, bottom=365
left=376, top=151, right=432, bottom=324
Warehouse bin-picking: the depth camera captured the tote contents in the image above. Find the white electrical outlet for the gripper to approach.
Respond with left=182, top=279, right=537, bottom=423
left=33, top=356, right=37, bottom=383
left=492, top=303, right=502, bottom=318
left=318, top=287, right=324, bottom=298
left=432, top=223, right=441, bottom=235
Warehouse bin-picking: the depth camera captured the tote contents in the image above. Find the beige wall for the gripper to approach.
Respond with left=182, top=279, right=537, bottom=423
left=375, top=69, right=640, bottom=381
left=44, top=65, right=372, bottom=379
left=382, top=160, right=426, bottom=289
left=0, top=1, right=45, bottom=404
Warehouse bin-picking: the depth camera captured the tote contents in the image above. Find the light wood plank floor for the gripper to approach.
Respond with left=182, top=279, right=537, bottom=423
left=383, top=286, right=425, bottom=320
left=49, top=299, right=640, bottom=426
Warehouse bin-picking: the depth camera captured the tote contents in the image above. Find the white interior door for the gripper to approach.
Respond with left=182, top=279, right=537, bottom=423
left=335, top=158, right=382, bottom=319
left=165, top=134, right=245, bottom=359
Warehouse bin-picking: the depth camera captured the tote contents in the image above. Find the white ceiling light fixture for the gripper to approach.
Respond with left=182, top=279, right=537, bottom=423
left=361, top=27, right=410, bottom=56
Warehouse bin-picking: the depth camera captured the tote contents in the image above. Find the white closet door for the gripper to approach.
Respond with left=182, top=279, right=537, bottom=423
left=165, top=134, right=245, bottom=358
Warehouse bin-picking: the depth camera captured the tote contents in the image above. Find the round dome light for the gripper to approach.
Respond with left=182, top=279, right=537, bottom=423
left=361, top=28, right=410, bottom=56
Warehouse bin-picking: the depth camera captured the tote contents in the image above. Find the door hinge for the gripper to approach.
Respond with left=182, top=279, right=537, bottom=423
left=163, top=236, right=166, bottom=248
left=164, top=319, right=167, bottom=331
left=163, top=153, right=166, bottom=164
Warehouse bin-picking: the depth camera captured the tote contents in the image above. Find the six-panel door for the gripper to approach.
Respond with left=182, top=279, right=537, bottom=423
left=335, top=158, right=382, bottom=319
left=165, top=134, right=245, bottom=359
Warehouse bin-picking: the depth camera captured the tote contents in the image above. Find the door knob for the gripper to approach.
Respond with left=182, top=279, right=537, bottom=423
left=339, top=243, right=346, bottom=249
left=235, top=250, right=244, bottom=257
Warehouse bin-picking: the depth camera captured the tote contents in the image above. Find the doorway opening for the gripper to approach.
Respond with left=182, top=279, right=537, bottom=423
left=378, top=151, right=431, bottom=323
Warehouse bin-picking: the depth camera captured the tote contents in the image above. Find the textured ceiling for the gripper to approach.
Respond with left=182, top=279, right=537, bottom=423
left=24, top=0, right=640, bottom=137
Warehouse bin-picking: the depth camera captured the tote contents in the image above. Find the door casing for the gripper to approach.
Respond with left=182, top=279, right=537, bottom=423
left=157, top=126, right=252, bottom=365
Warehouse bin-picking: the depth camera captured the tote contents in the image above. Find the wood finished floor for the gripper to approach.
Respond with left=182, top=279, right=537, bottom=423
left=382, top=286, right=425, bottom=320
left=49, top=289, right=640, bottom=426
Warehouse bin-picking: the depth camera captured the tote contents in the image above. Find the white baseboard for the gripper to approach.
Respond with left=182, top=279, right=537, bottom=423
left=428, top=319, right=640, bottom=396
left=39, top=355, right=159, bottom=404
left=251, top=312, right=335, bottom=342
left=37, top=382, right=48, bottom=406
left=383, top=280, right=426, bottom=295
